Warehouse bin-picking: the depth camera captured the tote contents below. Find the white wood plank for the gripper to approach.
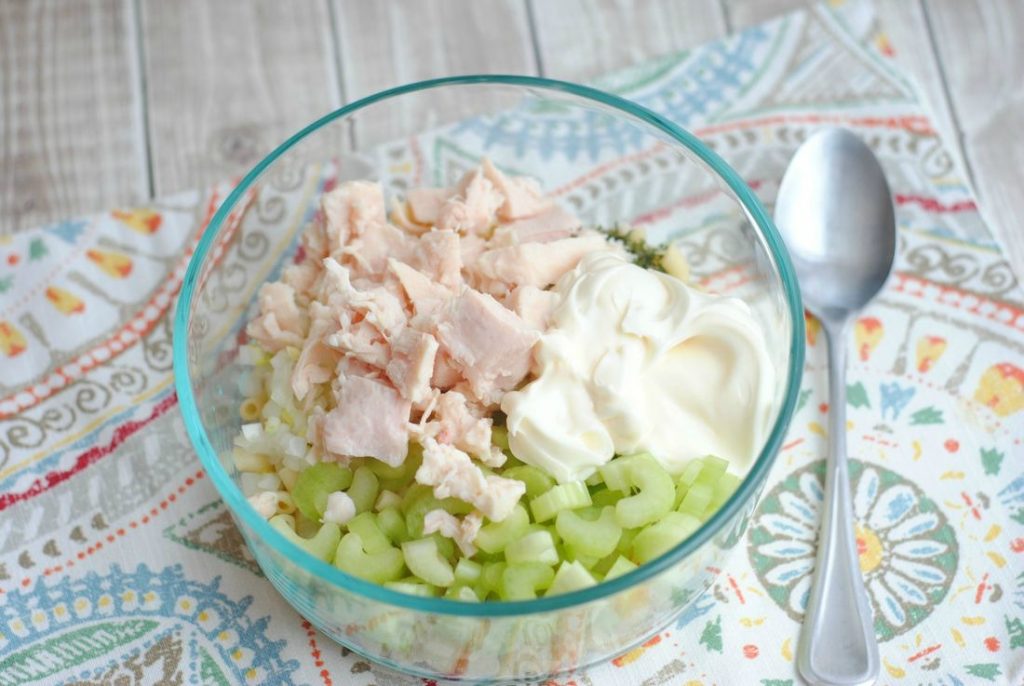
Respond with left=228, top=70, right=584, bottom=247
left=332, top=0, right=538, bottom=146
left=529, top=0, right=728, bottom=81
left=925, top=0, right=1024, bottom=277
left=723, top=0, right=809, bottom=30
left=140, top=0, right=341, bottom=196
left=0, top=0, right=146, bottom=233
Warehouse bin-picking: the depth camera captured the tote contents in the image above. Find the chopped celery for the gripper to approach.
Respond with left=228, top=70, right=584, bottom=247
left=503, top=465, right=555, bottom=499
left=615, top=456, right=675, bottom=528
left=616, top=528, right=638, bottom=556
left=491, top=425, right=510, bottom=451
left=475, top=504, right=530, bottom=554
left=376, top=507, right=408, bottom=543
left=444, top=585, right=480, bottom=602
left=405, top=493, right=474, bottom=540
left=546, top=560, right=596, bottom=596
left=631, top=512, right=701, bottom=564
left=454, top=558, right=483, bottom=585
left=530, top=481, right=592, bottom=523
left=291, top=463, right=352, bottom=521
left=699, top=455, right=728, bottom=482
left=480, top=561, right=507, bottom=594
left=604, top=555, right=639, bottom=580
left=563, top=547, right=600, bottom=570
left=402, top=538, right=455, bottom=587
left=333, top=533, right=405, bottom=583
left=269, top=516, right=340, bottom=561
left=713, top=472, right=742, bottom=506
left=431, top=532, right=456, bottom=561
left=599, top=455, right=641, bottom=492
left=679, top=482, right=712, bottom=516
left=384, top=579, right=436, bottom=597
left=500, top=563, right=555, bottom=600
left=591, top=487, right=624, bottom=508
left=505, top=530, right=559, bottom=566
left=399, top=483, right=433, bottom=513
left=347, top=512, right=390, bottom=554
left=375, top=489, right=402, bottom=511
left=555, top=506, right=621, bottom=558
left=677, top=459, right=704, bottom=487
left=348, top=467, right=379, bottom=514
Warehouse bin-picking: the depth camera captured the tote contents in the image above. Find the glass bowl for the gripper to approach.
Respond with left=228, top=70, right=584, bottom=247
left=173, top=75, right=804, bottom=682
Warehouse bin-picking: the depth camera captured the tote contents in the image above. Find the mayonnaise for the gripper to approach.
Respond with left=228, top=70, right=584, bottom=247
left=501, top=251, right=776, bottom=483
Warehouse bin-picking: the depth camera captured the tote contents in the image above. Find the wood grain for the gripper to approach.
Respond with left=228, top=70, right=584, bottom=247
left=925, top=0, right=1024, bottom=275
left=332, top=0, right=538, bottom=146
left=528, top=0, right=727, bottom=80
left=139, top=0, right=341, bottom=196
left=0, top=0, right=145, bottom=233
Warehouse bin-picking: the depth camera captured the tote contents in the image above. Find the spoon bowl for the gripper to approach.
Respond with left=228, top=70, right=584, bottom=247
left=775, top=128, right=895, bottom=319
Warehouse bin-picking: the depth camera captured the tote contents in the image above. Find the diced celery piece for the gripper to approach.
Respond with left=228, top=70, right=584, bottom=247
left=491, top=425, right=510, bottom=451
left=347, top=512, right=390, bottom=554
left=291, top=463, right=353, bottom=521
left=399, top=483, right=433, bottom=512
left=269, top=516, right=340, bottom=561
left=591, top=488, right=624, bottom=508
left=679, top=482, right=713, bottom=516
left=563, top=547, right=600, bottom=570
left=585, top=471, right=604, bottom=487
left=503, top=465, right=555, bottom=499
left=444, top=585, right=480, bottom=602
left=673, top=481, right=689, bottom=509
left=376, top=507, right=408, bottom=544
left=591, top=551, right=618, bottom=577
left=375, top=489, right=402, bottom=511
left=505, top=530, right=559, bottom=566
left=604, top=555, right=639, bottom=580
left=500, top=563, right=555, bottom=600
left=454, top=558, right=483, bottom=585
left=431, top=532, right=456, bottom=561
left=615, top=456, right=675, bottom=528
left=631, top=512, right=702, bottom=564
left=404, top=493, right=474, bottom=540
left=699, top=455, right=729, bottom=483
left=546, top=560, right=597, bottom=596
left=616, top=528, right=638, bottom=556
left=713, top=472, right=742, bottom=506
left=333, top=533, right=405, bottom=583
left=475, top=504, right=530, bottom=554
left=349, top=467, right=379, bottom=514
left=599, top=455, right=640, bottom=492
left=384, top=579, right=437, bottom=597
left=555, top=506, right=621, bottom=558
left=480, top=561, right=507, bottom=594
left=530, top=481, right=592, bottom=523
left=677, top=459, right=704, bottom=487
left=402, top=538, right=455, bottom=587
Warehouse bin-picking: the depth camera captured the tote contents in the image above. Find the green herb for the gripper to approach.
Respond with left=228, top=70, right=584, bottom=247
left=598, top=225, right=668, bottom=271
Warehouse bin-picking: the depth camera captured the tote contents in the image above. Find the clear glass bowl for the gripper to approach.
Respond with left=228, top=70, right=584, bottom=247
left=173, top=76, right=804, bottom=682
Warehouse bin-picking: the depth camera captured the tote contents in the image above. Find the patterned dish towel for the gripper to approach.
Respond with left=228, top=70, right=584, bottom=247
left=1, top=1, right=1022, bottom=684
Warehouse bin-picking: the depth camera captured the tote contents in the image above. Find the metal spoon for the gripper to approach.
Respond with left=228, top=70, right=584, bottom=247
left=774, top=128, right=894, bottom=686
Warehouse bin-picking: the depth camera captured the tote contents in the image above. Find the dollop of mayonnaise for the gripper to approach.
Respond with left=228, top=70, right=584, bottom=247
left=501, top=251, right=776, bottom=484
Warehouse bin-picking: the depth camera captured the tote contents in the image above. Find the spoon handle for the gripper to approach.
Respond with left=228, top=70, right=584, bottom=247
left=798, top=318, right=879, bottom=686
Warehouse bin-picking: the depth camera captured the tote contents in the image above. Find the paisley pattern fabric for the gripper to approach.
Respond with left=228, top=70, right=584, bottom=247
left=1, top=1, right=1021, bottom=684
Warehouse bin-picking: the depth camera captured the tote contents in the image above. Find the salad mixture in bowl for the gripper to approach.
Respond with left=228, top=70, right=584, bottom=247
left=174, top=75, right=804, bottom=681
left=236, top=160, right=777, bottom=602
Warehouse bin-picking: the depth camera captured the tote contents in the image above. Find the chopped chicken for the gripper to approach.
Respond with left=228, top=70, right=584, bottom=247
left=322, top=376, right=410, bottom=467
left=386, top=329, right=439, bottom=403
left=472, top=233, right=614, bottom=293
left=490, top=205, right=580, bottom=246
left=416, top=438, right=525, bottom=522
left=504, top=285, right=561, bottom=332
left=406, top=187, right=451, bottom=226
left=247, top=282, right=306, bottom=352
left=481, top=158, right=552, bottom=221
left=434, top=289, right=539, bottom=405
left=423, top=509, right=484, bottom=557
left=436, top=169, right=503, bottom=236
left=425, top=391, right=504, bottom=467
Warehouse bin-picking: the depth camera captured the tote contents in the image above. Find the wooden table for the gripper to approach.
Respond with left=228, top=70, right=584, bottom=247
left=2, top=0, right=1021, bottom=278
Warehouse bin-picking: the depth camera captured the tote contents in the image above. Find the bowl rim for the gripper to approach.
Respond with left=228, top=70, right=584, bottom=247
left=173, top=74, right=805, bottom=617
